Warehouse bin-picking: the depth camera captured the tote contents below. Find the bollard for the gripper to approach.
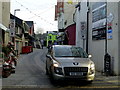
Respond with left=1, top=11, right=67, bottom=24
left=104, top=53, right=111, bottom=76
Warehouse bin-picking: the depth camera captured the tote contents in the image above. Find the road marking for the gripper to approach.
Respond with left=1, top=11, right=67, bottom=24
left=107, top=80, right=120, bottom=83
left=2, top=85, right=54, bottom=88
left=65, top=86, right=120, bottom=88
left=3, top=85, right=120, bottom=88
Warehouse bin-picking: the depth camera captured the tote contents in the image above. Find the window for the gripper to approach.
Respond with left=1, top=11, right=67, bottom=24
left=54, top=46, right=88, bottom=58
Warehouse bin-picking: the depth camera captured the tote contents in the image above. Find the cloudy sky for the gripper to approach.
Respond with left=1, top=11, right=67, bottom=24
left=10, top=0, right=58, bottom=34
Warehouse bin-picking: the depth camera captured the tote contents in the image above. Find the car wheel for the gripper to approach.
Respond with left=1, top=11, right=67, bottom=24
left=50, top=74, right=58, bottom=84
left=87, top=80, right=93, bottom=84
left=48, top=66, right=59, bottom=84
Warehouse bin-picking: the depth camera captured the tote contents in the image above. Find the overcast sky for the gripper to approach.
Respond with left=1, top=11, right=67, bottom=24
left=10, top=0, right=58, bottom=34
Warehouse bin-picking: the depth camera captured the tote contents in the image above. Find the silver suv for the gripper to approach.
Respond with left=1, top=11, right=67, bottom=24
left=46, top=45, right=95, bottom=83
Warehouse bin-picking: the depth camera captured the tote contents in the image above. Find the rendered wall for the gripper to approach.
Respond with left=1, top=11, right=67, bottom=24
left=88, top=2, right=119, bottom=75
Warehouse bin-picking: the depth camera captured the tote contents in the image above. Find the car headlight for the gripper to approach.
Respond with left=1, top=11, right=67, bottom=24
left=53, top=60, right=63, bottom=75
left=53, top=60, right=60, bottom=67
left=90, top=63, right=95, bottom=70
left=53, top=63, right=59, bottom=67
left=89, top=63, right=95, bottom=75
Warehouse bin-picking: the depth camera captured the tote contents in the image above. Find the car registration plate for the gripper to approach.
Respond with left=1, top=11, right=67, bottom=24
left=69, top=72, right=83, bottom=76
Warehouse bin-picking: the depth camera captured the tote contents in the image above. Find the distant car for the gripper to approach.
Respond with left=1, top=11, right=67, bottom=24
left=46, top=45, right=95, bottom=83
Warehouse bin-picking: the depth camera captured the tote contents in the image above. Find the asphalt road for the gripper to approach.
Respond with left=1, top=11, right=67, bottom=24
left=2, top=48, right=119, bottom=89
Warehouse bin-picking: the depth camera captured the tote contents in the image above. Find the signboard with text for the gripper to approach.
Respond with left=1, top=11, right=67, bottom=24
left=92, top=2, right=106, bottom=40
left=9, top=19, right=15, bottom=37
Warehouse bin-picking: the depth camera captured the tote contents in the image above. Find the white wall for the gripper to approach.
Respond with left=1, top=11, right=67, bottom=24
left=0, top=2, right=10, bottom=46
left=107, top=2, right=119, bottom=75
left=75, top=0, right=88, bottom=50
left=58, top=13, right=64, bottom=29
left=64, top=2, right=77, bottom=29
left=88, top=2, right=119, bottom=75
left=88, top=2, right=104, bottom=72
left=2, top=2, right=10, bottom=27
left=0, top=2, right=2, bottom=23
left=76, top=8, right=81, bottom=47
left=58, top=2, right=77, bottom=30
left=118, top=1, right=120, bottom=75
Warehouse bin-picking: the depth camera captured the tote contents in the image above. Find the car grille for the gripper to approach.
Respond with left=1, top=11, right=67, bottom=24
left=64, top=67, right=88, bottom=76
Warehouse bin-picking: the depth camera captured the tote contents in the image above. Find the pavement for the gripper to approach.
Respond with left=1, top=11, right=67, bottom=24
left=95, top=71, right=120, bottom=86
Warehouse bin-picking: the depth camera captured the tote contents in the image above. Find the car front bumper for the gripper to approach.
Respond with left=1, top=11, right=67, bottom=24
left=52, top=73, right=95, bottom=81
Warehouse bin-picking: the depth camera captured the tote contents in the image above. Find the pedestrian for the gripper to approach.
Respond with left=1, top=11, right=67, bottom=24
left=47, top=41, right=53, bottom=52
left=54, top=41, right=57, bottom=45
left=40, top=39, right=44, bottom=49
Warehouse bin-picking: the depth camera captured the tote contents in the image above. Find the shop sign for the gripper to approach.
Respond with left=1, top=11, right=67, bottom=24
left=92, top=18, right=106, bottom=29
left=107, top=29, right=112, bottom=40
left=92, top=28, right=106, bottom=40
left=92, top=19, right=106, bottom=40
left=107, top=22, right=112, bottom=40
left=9, top=19, right=15, bottom=37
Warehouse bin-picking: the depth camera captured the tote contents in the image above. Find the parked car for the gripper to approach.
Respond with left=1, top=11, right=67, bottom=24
left=46, top=45, right=95, bottom=83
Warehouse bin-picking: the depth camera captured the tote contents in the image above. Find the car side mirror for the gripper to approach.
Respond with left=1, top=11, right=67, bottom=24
left=88, top=54, right=92, bottom=58
left=46, top=54, right=52, bottom=59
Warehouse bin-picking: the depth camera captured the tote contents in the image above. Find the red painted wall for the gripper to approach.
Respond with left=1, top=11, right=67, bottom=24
left=65, top=24, right=76, bottom=45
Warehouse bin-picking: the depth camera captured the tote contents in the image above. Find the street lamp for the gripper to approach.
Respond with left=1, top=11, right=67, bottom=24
left=12, top=9, right=20, bottom=55
left=12, top=9, right=20, bottom=48
left=14, top=9, right=20, bottom=31
left=13, top=9, right=20, bottom=38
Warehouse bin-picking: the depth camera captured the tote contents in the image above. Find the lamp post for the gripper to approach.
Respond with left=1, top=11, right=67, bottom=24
left=12, top=9, right=20, bottom=42
left=14, top=9, right=20, bottom=32
left=12, top=9, right=20, bottom=52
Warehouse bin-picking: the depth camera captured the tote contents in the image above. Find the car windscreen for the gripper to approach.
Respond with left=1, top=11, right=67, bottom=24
left=54, top=46, right=88, bottom=58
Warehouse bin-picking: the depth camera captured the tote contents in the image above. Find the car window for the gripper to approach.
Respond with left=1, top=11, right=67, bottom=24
left=71, top=47, right=88, bottom=58
left=54, top=46, right=72, bottom=57
left=54, top=46, right=88, bottom=58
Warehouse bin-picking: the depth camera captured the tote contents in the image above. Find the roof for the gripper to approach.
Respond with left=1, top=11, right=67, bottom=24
left=10, top=14, right=23, bottom=26
left=26, top=21, right=34, bottom=27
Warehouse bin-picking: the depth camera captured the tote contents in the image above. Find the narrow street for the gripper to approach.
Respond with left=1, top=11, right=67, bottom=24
left=2, top=48, right=119, bottom=89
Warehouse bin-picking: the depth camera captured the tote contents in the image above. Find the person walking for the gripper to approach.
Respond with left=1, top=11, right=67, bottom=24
left=40, top=39, right=44, bottom=49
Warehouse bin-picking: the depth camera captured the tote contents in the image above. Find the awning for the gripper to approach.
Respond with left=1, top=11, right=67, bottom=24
left=0, top=23, right=9, bottom=32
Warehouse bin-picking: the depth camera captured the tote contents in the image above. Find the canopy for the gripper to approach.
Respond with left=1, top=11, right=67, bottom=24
left=0, top=23, right=9, bottom=32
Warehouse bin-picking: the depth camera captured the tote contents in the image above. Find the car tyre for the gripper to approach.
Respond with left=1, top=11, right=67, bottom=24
left=50, top=74, right=58, bottom=84
left=87, top=80, right=93, bottom=84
